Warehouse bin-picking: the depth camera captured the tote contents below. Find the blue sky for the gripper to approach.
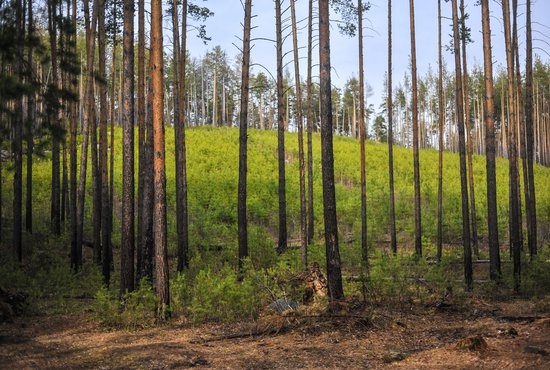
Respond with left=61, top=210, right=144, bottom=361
left=185, top=0, right=550, bottom=111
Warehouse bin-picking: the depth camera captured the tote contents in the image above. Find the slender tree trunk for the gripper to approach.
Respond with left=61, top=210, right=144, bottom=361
left=175, top=0, right=190, bottom=271
left=525, top=0, right=537, bottom=258
left=150, top=0, right=169, bottom=315
left=388, top=0, right=397, bottom=255
left=502, top=0, right=521, bottom=292
left=460, top=0, right=478, bottom=259
left=14, top=0, right=24, bottom=262
left=451, top=0, right=473, bottom=291
left=437, top=0, right=444, bottom=261
left=409, top=0, right=422, bottom=257
left=26, top=0, right=34, bottom=234
left=69, top=0, right=77, bottom=271
left=319, top=0, right=343, bottom=301
left=358, top=0, right=368, bottom=268
left=121, top=0, right=135, bottom=294
left=275, top=0, right=287, bottom=254
left=290, top=0, right=307, bottom=269
left=98, top=0, right=110, bottom=283
left=75, top=0, right=99, bottom=271
left=237, top=0, right=252, bottom=268
left=136, top=0, right=147, bottom=281
left=48, top=0, right=61, bottom=236
left=106, top=0, right=116, bottom=283
left=512, top=0, right=525, bottom=254
left=480, top=0, right=501, bottom=280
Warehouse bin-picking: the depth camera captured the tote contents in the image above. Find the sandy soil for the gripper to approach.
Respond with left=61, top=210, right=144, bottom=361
left=1, top=297, right=549, bottom=369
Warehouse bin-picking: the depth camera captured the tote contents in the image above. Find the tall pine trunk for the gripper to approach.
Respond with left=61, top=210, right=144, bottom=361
left=409, top=0, right=422, bottom=257
left=358, top=0, right=368, bottom=268
left=238, top=0, right=252, bottom=268
left=460, top=0, right=478, bottom=259
left=175, top=0, right=190, bottom=272
left=290, top=0, right=307, bottom=269
left=275, top=0, right=287, bottom=254
left=524, top=0, right=537, bottom=258
left=48, top=0, right=61, bottom=236
left=75, top=0, right=99, bottom=271
left=319, top=0, right=343, bottom=301
left=306, top=0, right=315, bottom=244
left=13, top=0, right=24, bottom=262
left=26, top=0, right=34, bottom=234
left=501, top=0, right=521, bottom=292
left=99, top=0, right=110, bottom=284
left=388, top=0, right=397, bottom=255
left=451, top=0, right=473, bottom=291
left=480, top=0, right=501, bottom=280
left=437, top=0, right=444, bottom=261
left=121, top=0, right=135, bottom=294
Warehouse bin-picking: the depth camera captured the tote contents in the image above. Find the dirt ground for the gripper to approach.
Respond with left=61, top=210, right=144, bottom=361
left=1, top=297, right=549, bottom=369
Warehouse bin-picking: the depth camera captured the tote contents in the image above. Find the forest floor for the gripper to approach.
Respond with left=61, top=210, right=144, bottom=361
left=1, top=295, right=549, bottom=369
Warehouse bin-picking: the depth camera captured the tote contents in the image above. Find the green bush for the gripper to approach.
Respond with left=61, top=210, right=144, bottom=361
left=93, top=279, right=157, bottom=329
left=189, top=266, right=261, bottom=323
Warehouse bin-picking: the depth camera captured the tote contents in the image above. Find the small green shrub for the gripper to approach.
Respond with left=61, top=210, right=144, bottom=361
left=93, top=279, right=157, bottom=329
left=189, top=266, right=261, bottom=323
left=170, top=271, right=190, bottom=317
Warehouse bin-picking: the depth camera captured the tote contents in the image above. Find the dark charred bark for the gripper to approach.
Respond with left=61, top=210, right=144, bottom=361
left=275, top=0, right=287, bottom=255
left=25, top=0, right=34, bottom=234
left=48, top=0, right=61, bottom=236
left=238, top=0, right=252, bottom=268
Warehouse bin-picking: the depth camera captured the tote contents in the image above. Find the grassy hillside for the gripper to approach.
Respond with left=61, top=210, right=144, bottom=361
left=2, top=126, right=550, bottom=273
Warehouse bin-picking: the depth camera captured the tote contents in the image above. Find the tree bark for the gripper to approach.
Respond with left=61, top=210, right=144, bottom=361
left=238, top=0, right=252, bottom=268
left=524, top=0, right=537, bottom=258
left=99, top=0, right=110, bottom=284
left=48, top=0, right=61, bottom=236
left=319, top=0, right=343, bottom=301
left=501, top=0, right=521, bottom=292
left=480, top=0, right=501, bottom=281
left=358, top=0, right=368, bottom=268
left=121, top=0, right=135, bottom=294
left=460, top=0, right=478, bottom=259
left=409, top=0, right=422, bottom=257
left=388, top=0, right=397, bottom=255
left=275, top=0, right=287, bottom=254
left=451, top=0, right=473, bottom=291
left=75, top=0, right=99, bottom=271
left=150, top=0, right=170, bottom=315
left=26, top=0, right=34, bottom=234
left=437, top=0, right=444, bottom=261
left=13, top=0, right=24, bottom=262
left=175, top=0, right=190, bottom=272
left=290, top=0, right=307, bottom=269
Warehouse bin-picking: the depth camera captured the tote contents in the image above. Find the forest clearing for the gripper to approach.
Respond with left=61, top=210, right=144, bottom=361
left=1, top=0, right=550, bottom=368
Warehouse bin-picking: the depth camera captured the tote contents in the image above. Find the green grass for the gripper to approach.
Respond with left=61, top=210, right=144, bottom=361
left=1, top=126, right=550, bottom=278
